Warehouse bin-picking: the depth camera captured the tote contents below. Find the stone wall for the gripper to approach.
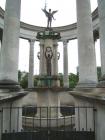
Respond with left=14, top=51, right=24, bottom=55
left=71, top=89, right=105, bottom=140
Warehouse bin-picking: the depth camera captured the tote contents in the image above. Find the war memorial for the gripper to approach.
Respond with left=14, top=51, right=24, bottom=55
left=0, top=0, right=105, bottom=140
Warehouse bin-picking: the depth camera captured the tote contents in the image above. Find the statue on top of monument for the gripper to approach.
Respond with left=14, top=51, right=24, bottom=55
left=42, top=3, right=58, bottom=28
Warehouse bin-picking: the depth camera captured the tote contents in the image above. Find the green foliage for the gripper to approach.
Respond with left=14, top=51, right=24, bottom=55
left=58, top=73, right=79, bottom=88
left=58, top=73, right=63, bottom=87
left=97, top=67, right=101, bottom=81
left=20, top=72, right=28, bottom=88
left=18, top=71, right=39, bottom=88
left=18, top=66, right=102, bottom=89
left=69, top=73, right=79, bottom=88
left=18, top=71, right=28, bottom=88
left=18, top=70, right=22, bottom=82
left=34, top=78, right=38, bottom=87
left=18, top=71, right=78, bottom=89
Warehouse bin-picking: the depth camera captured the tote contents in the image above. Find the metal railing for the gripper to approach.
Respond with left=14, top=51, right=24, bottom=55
left=0, top=106, right=96, bottom=132
left=0, top=106, right=96, bottom=140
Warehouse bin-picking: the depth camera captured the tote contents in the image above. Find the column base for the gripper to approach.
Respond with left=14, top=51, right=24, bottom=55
left=0, top=79, right=21, bottom=92
left=76, top=82, right=97, bottom=89
left=97, top=75, right=105, bottom=88
left=63, top=82, right=69, bottom=88
left=63, top=76, right=69, bottom=88
left=97, top=81, right=105, bottom=88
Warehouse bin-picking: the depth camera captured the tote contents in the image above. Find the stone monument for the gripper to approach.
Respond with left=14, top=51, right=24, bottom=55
left=35, top=6, right=61, bottom=118
left=36, top=6, right=61, bottom=88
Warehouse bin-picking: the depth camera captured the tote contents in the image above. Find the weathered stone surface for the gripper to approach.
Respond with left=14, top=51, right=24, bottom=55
left=28, top=40, right=35, bottom=88
left=76, top=0, right=97, bottom=87
left=0, top=0, right=21, bottom=88
left=63, top=40, right=69, bottom=88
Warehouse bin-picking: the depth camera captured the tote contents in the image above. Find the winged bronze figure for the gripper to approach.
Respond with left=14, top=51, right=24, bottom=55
left=42, top=8, right=58, bottom=28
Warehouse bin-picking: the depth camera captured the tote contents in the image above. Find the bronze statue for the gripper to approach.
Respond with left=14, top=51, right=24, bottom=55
left=42, top=8, right=58, bottom=28
left=45, top=47, right=53, bottom=76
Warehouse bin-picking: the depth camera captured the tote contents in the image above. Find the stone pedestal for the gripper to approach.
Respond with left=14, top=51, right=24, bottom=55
left=2, top=105, right=22, bottom=133
left=37, top=76, right=60, bottom=88
left=37, top=29, right=60, bottom=77
left=36, top=29, right=61, bottom=87
left=0, top=96, right=26, bottom=134
left=36, top=89, right=61, bottom=118
left=36, top=29, right=61, bottom=118
left=71, top=88, right=105, bottom=140
left=74, top=97, right=94, bottom=131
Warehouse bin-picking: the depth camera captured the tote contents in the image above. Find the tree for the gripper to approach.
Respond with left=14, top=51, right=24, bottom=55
left=18, top=71, right=79, bottom=89
left=19, top=72, right=28, bottom=88
left=58, top=73, right=63, bottom=87
left=18, top=70, right=22, bottom=82
left=97, top=67, right=101, bottom=81
left=69, top=73, right=79, bottom=88
left=18, top=71, right=39, bottom=88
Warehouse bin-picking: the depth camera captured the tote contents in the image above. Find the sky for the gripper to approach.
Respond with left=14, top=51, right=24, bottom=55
left=0, top=0, right=100, bottom=74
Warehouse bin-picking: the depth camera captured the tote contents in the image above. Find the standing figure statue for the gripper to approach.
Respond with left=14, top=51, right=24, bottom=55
left=45, top=47, right=53, bottom=76
left=42, top=8, right=58, bottom=28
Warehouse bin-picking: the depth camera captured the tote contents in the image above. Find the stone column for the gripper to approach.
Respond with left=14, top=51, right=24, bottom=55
left=97, top=0, right=105, bottom=87
left=28, top=39, right=35, bottom=88
left=0, top=0, right=21, bottom=89
left=0, top=29, right=3, bottom=43
left=53, top=40, right=58, bottom=75
left=0, top=40, right=1, bottom=50
left=39, top=40, right=45, bottom=75
left=76, top=0, right=97, bottom=88
left=63, top=40, right=69, bottom=87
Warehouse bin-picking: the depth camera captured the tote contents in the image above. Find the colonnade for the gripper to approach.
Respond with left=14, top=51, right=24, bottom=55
left=0, top=0, right=105, bottom=90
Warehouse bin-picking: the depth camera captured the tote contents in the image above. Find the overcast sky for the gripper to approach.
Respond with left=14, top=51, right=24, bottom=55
left=0, top=0, right=100, bottom=74
left=0, top=0, right=98, bottom=26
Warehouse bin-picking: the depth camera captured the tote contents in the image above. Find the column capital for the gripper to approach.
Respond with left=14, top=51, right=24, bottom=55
left=53, top=43, right=58, bottom=47
left=28, top=39, right=35, bottom=44
left=63, top=40, right=69, bottom=46
left=39, top=43, right=44, bottom=47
